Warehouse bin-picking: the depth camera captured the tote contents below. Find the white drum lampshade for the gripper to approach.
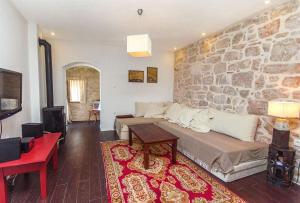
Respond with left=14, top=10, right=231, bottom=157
left=268, top=100, right=300, bottom=131
left=268, top=100, right=300, bottom=119
left=127, top=34, right=152, bottom=57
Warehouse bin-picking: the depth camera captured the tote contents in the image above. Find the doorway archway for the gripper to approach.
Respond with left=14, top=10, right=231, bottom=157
left=62, top=62, right=101, bottom=126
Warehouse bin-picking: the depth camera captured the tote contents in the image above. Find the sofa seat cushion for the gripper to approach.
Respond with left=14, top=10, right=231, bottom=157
left=155, top=120, right=268, bottom=173
left=115, top=117, right=163, bottom=139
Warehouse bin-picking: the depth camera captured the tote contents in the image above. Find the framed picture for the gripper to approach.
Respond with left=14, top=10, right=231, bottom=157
left=128, top=70, right=144, bottom=82
left=147, top=67, right=158, bottom=83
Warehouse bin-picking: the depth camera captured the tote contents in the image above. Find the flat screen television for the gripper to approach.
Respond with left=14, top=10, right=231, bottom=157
left=0, top=68, right=22, bottom=120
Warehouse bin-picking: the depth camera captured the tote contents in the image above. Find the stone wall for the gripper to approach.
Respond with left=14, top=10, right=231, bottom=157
left=67, top=67, right=100, bottom=121
left=174, top=0, right=300, bottom=143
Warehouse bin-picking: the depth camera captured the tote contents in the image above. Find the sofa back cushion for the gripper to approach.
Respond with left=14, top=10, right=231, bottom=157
left=209, top=109, right=259, bottom=142
left=144, top=103, right=166, bottom=118
left=135, top=102, right=165, bottom=117
left=165, top=103, right=183, bottom=122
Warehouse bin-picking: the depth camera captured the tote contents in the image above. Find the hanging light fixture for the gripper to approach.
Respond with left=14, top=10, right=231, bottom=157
left=127, top=9, right=152, bottom=57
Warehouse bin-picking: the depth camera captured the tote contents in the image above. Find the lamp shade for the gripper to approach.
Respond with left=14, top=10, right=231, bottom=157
left=127, top=34, right=152, bottom=57
left=268, top=100, right=300, bottom=118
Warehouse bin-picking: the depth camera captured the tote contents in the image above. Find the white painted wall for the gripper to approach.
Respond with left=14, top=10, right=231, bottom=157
left=27, top=22, right=41, bottom=122
left=42, top=39, right=174, bottom=131
left=0, top=0, right=30, bottom=138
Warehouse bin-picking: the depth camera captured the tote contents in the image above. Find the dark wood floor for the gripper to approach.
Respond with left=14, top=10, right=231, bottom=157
left=8, top=123, right=300, bottom=203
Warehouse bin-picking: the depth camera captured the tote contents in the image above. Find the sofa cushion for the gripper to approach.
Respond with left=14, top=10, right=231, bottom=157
left=209, top=110, right=259, bottom=142
left=144, top=103, right=166, bottom=118
left=177, top=107, right=199, bottom=127
left=189, top=109, right=211, bottom=133
left=164, top=103, right=183, bottom=122
left=135, top=102, right=165, bottom=117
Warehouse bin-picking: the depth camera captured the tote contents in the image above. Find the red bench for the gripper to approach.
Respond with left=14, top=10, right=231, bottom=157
left=0, top=133, right=61, bottom=202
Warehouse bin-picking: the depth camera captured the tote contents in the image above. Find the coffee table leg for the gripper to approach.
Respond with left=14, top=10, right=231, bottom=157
left=172, top=140, right=177, bottom=164
left=129, top=129, right=132, bottom=146
left=144, top=144, right=150, bottom=169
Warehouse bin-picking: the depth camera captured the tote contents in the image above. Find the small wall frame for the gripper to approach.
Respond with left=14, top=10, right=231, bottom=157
left=147, top=67, right=158, bottom=83
left=128, top=70, right=144, bottom=83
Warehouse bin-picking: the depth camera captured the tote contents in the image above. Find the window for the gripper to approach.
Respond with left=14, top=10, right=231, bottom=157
left=68, top=79, right=86, bottom=103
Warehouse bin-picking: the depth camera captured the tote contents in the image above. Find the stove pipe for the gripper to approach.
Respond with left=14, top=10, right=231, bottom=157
left=39, top=38, right=54, bottom=108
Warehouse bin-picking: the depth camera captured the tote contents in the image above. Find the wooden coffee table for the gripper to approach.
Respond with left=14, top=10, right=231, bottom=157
left=128, top=123, right=179, bottom=169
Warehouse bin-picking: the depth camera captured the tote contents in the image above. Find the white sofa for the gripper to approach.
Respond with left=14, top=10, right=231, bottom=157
left=115, top=102, right=268, bottom=182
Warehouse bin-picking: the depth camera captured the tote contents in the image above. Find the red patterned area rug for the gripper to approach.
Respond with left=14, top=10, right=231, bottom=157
left=101, top=140, right=246, bottom=203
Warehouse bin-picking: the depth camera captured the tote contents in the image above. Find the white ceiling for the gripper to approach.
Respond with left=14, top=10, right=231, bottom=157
left=11, top=0, right=287, bottom=51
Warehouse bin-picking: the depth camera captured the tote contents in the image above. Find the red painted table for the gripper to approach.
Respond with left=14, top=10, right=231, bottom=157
left=0, top=133, right=61, bottom=202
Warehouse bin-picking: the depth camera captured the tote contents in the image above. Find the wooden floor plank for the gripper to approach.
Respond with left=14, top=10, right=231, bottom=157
left=77, top=180, right=90, bottom=203
left=50, top=184, right=67, bottom=203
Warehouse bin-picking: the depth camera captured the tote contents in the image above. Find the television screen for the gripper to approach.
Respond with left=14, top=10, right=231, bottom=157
left=0, top=68, right=22, bottom=120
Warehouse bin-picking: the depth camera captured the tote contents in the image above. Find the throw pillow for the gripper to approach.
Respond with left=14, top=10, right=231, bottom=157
left=189, top=109, right=211, bottom=133
left=209, top=109, right=259, bottom=142
left=177, top=107, right=199, bottom=128
left=165, top=103, right=183, bottom=123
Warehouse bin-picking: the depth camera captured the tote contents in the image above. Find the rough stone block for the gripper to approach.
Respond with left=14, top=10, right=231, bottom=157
left=239, top=90, right=250, bottom=98
left=232, top=72, right=254, bottom=88
left=247, top=100, right=268, bottom=115
left=258, top=19, right=280, bottom=38
left=214, top=63, right=227, bottom=74
left=224, top=51, right=241, bottom=61
left=286, top=12, right=300, bottom=29
left=270, top=38, right=298, bottom=61
left=216, top=38, right=231, bottom=49
left=282, top=76, right=300, bottom=88
left=223, top=86, right=237, bottom=96
left=245, top=46, right=261, bottom=57
left=262, top=88, right=289, bottom=100
left=232, top=32, right=244, bottom=44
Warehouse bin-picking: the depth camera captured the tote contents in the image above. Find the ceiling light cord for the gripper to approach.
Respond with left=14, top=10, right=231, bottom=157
left=136, top=8, right=144, bottom=34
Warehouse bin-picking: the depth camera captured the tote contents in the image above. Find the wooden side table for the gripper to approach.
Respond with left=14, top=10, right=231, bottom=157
left=267, top=144, right=296, bottom=187
left=116, top=114, right=134, bottom=119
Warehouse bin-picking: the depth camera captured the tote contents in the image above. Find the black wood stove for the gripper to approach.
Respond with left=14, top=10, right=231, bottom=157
left=39, top=39, right=66, bottom=143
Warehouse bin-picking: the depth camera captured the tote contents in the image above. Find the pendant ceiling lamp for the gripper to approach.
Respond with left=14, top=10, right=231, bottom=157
left=127, top=9, right=152, bottom=57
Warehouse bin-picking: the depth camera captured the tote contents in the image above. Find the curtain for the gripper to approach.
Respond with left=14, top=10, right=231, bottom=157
left=68, top=79, right=86, bottom=103
left=79, top=80, right=86, bottom=104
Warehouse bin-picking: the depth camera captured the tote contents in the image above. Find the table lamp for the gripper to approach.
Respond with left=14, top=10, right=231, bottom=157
left=268, top=100, right=300, bottom=148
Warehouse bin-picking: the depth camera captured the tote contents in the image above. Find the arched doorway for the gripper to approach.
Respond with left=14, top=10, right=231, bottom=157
left=62, top=62, right=101, bottom=126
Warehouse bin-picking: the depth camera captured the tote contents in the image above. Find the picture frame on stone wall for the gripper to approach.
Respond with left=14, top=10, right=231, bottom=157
left=147, top=67, right=158, bottom=83
left=128, top=70, right=144, bottom=83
